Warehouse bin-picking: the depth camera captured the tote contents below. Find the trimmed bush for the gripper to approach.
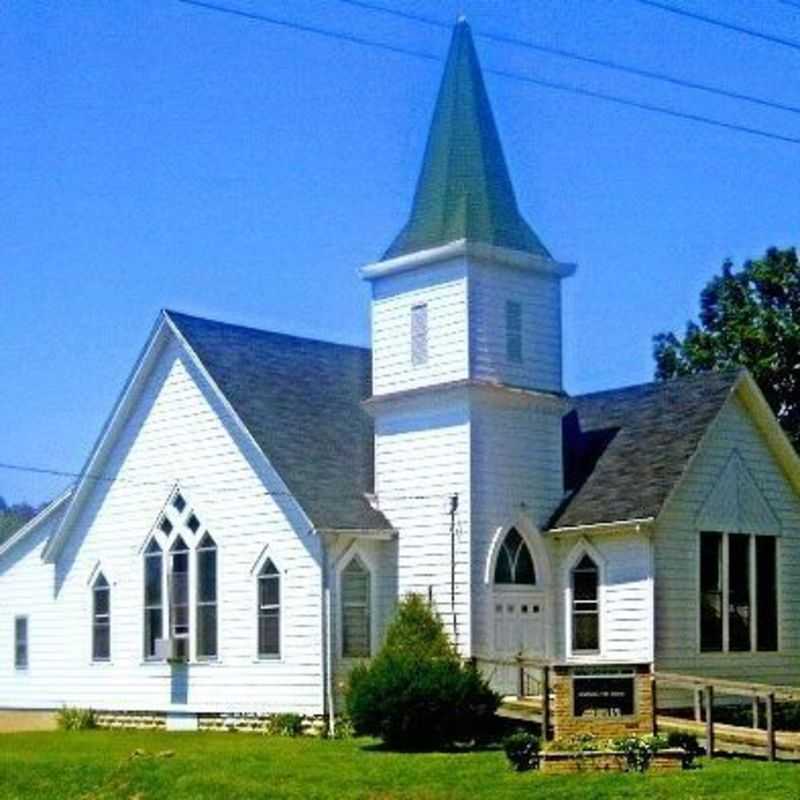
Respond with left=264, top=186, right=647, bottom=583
left=503, top=730, right=540, bottom=771
left=346, top=595, right=500, bottom=749
left=57, top=706, right=96, bottom=731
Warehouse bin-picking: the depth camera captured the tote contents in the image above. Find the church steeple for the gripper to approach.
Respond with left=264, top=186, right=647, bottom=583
left=383, top=18, right=549, bottom=261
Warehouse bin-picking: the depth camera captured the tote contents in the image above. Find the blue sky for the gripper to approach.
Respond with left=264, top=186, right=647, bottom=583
left=3, top=0, right=799, bottom=505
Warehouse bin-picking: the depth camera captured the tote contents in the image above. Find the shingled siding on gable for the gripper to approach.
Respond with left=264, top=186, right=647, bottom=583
left=371, top=259, right=469, bottom=396
left=0, top=337, right=326, bottom=715
left=468, top=261, right=563, bottom=393
left=654, top=392, right=800, bottom=684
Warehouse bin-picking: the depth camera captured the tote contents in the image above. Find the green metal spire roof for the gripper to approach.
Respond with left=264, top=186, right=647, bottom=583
left=383, top=19, right=550, bottom=261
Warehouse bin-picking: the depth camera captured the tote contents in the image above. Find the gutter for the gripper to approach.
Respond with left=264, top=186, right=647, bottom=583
left=549, top=517, right=655, bottom=537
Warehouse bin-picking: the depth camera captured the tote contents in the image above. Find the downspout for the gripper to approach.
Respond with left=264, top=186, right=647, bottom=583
left=321, top=535, right=336, bottom=737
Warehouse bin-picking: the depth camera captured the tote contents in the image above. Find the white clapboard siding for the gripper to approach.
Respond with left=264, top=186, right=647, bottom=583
left=654, top=391, right=800, bottom=684
left=550, top=531, right=654, bottom=665
left=373, top=393, right=472, bottom=655
left=0, top=334, right=326, bottom=715
left=470, top=393, right=565, bottom=659
left=371, top=259, right=469, bottom=396
left=468, top=261, right=563, bottom=393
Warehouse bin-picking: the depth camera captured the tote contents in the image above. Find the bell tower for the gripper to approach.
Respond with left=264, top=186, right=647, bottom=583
left=361, top=19, right=575, bottom=656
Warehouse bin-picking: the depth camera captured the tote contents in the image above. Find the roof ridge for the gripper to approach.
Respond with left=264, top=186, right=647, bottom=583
left=570, top=368, right=743, bottom=402
left=164, top=309, right=371, bottom=354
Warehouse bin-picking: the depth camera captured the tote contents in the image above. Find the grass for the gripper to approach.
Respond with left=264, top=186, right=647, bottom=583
left=1, top=731, right=799, bottom=800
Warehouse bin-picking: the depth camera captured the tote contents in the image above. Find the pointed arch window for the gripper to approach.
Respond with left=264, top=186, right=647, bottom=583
left=196, top=533, right=218, bottom=659
left=571, top=554, right=599, bottom=652
left=170, top=536, right=190, bottom=661
left=494, top=529, right=536, bottom=585
left=342, top=557, right=371, bottom=658
left=258, top=559, right=281, bottom=658
left=144, top=539, right=163, bottom=660
left=92, top=572, right=111, bottom=661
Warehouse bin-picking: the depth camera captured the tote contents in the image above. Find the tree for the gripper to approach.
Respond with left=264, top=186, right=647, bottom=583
left=0, top=497, right=41, bottom=546
left=654, top=247, right=800, bottom=446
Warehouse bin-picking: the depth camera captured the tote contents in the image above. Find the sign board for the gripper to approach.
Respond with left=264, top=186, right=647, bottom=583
left=573, top=675, right=635, bottom=718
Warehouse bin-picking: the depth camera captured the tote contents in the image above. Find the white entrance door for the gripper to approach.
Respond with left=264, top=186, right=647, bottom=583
left=493, top=594, right=545, bottom=656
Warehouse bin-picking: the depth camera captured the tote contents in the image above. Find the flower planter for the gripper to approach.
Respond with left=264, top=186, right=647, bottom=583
left=539, top=748, right=685, bottom=774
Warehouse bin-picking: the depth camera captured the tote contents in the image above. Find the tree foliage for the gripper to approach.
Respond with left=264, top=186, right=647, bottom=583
left=346, top=594, right=499, bottom=750
left=654, top=247, right=800, bottom=445
left=0, top=496, right=40, bottom=546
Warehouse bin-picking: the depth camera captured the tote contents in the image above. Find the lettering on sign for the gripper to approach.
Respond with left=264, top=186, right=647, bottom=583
left=573, top=676, right=635, bottom=718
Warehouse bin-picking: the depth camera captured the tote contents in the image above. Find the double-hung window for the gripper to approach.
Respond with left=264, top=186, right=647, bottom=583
left=14, top=617, right=28, bottom=669
left=571, top=555, right=600, bottom=652
left=258, top=559, right=281, bottom=658
left=169, top=536, right=190, bottom=661
left=700, top=531, right=778, bottom=652
left=144, top=539, right=164, bottom=659
left=342, top=557, right=371, bottom=658
left=196, top=534, right=218, bottom=660
left=92, top=573, right=111, bottom=661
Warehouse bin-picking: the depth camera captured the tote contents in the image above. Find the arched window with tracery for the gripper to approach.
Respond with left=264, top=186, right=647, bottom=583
left=494, top=529, right=536, bottom=585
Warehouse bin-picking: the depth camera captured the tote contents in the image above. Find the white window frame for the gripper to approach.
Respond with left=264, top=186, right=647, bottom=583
left=14, top=616, right=28, bottom=671
left=143, top=536, right=166, bottom=662
left=195, top=533, right=218, bottom=661
left=563, top=539, right=605, bottom=660
left=338, top=550, right=376, bottom=659
left=256, top=557, right=282, bottom=660
left=92, top=572, right=111, bottom=663
left=697, top=531, right=780, bottom=655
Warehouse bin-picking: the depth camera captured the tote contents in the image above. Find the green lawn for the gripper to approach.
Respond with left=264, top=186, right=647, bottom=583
left=0, top=731, right=798, bottom=800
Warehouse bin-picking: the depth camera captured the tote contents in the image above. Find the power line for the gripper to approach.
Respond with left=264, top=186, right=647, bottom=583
left=630, top=0, right=800, bottom=52
left=334, top=0, right=800, bottom=116
left=0, top=460, right=452, bottom=503
left=176, top=0, right=800, bottom=145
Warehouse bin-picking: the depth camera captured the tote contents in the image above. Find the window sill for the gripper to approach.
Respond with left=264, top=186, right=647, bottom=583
left=253, top=655, right=282, bottom=663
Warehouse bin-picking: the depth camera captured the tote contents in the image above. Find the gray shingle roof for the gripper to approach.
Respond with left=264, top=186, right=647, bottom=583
left=549, top=370, right=742, bottom=529
left=167, top=311, right=392, bottom=533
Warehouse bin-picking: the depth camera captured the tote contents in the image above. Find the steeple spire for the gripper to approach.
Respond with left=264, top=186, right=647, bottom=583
left=383, top=19, right=549, bottom=261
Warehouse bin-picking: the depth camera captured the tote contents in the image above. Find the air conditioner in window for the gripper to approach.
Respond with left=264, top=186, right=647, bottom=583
left=155, top=637, right=187, bottom=663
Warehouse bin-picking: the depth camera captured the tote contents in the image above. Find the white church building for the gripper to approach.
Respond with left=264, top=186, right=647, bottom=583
left=3, top=20, right=800, bottom=729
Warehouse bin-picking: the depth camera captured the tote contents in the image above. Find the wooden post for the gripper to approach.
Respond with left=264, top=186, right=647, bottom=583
left=752, top=697, right=760, bottom=730
left=651, top=673, right=658, bottom=735
left=542, top=665, right=551, bottom=741
left=766, top=693, right=776, bottom=762
left=694, top=688, right=703, bottom=722
left=704, top=685, right=715, bottom=758
left=516, top=656, right=525, bottom=700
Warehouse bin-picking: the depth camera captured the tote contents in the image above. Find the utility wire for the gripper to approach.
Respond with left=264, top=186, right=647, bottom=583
left=630, top=0, right=800, bottom=52
left=0, top=460, right=451, bottom=502
left=334, top=0, right=800, bottom=116
left=176, top=0, right=800, bottom=145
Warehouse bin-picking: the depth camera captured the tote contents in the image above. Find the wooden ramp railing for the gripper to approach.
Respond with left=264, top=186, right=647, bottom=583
left=654, top=671, right=800, bottom=762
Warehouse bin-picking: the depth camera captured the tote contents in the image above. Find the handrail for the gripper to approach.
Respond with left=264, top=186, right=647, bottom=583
left=655, top=671, right=800, bottom=702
